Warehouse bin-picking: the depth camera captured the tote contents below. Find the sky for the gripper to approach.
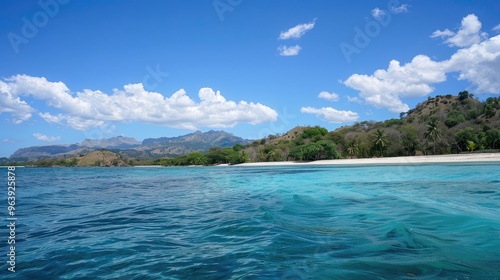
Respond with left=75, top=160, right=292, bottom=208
left=1, top=0, right=500, bottom=157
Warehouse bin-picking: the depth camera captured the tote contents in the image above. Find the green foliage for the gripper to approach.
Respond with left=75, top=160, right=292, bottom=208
left=445, top=110, right=466, bottom=128
left=401, top=131, right=418, bottom=156
left=232, top=144, right=245, bottom=151
left=484, top=103, right=496, bottom=118
left=187, top=151, right=209, bottom=165
left=371, top=129, right=388, bottom=157
left=385, top=119, right=403, bottom=127
left=289, top=140, right=340, bottom=161
left=346, top=140, right=359, bottom=158
left=425, top=119, right=442, bottom=155
left=301, top=126, right=328, bottom=139
left=484, top=130, right=500, bottom=149
left=466, top=109, right=480, bottom=120
left=455, top=128, right=478, bottom=152
left=458, top=90, right=470, bottom=101
left=466, top=140, right=477, bottom=152
left=154, top=90, right=500, bottom=165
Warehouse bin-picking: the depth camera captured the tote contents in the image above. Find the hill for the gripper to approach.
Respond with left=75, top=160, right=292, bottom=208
left=29, top=150, right=131, bottom=167
left=10, top=136, right=141, bottom=161
left=79, top=136, right=141, bottom=149
left=8, top=130, right=252, bottom=163
left=76, top=150, right=131, bottom=167
left=328, top=91, right=500, bottom=157
left=130, top=130, right=251, bottom=158
left=157, top=91, right=500, bottom=166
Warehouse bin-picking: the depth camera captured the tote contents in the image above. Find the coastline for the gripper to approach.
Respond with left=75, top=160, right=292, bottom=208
left=235, top=153, right=500, bottom=167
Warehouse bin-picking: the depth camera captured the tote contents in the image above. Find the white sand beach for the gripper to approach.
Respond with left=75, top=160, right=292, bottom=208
left=236, top=153, right=500, bottom=167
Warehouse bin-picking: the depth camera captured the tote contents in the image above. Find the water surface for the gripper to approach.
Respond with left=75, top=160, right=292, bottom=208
left=3, top=163, right=500, bottom=279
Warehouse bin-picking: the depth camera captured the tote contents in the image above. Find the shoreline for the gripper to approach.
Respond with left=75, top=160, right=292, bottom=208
left=235, top=153, right=500, bottom=167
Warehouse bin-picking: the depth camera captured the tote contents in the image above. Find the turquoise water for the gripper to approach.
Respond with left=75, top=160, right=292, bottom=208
left=2, top=163, right=500, bottom=279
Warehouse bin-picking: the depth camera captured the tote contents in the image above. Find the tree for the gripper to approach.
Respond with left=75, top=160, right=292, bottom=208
left=466, top=140, right=477, bottom=153
left=371, top=129, right=388, bottom=157
left=458, top=90, right=470, bottom=101
left=485, top=130, right=500, bottom=149
left=187, top=151, right=208, bottom=165
left=401, top=133, right=418, bottom=156
left=346, top=140, right=359, bottom=158
left=288, top=140, right=340, bottom=161
left=425, top=119, right=441, bottom=155
left=455, top=128, right=478, bottom=152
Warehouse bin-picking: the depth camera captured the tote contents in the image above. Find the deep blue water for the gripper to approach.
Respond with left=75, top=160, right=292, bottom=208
left=2, top=163, right=500, bottom=279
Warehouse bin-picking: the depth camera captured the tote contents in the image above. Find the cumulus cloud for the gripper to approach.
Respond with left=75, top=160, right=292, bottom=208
left=390, top=4, right=408, bottom=14
left=318, top=91, right=339, bottom=101
left=0, top=80, right=33, bottom=124
left=347, top=96, right=362, bottom=103
left=371, top=8, right=386, bottom=20
left=278, top=45, right=301, bottom=56
left=431, top=14, right=487, bottom=47
left=344, top=55, right=446, bottom=113
left=301, top=107, right=359, bottom=123
left=33, top=133, right=61, bottom=142
left=0, top=75, right=278, bottom=130
left=493, top=24, right=500, bottom=33
left=445, top=35, right=500, bottom=93
left=279, top=19, right=316, bottom=40
left=344, top=14, right=500, bottom=114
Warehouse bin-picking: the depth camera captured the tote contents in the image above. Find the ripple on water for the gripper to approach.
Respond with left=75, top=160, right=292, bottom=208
left=9, top=165, right=500, bottom=279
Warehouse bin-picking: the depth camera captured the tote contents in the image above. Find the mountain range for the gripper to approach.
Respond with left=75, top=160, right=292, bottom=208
left=9, top=131, right=251, bottom=161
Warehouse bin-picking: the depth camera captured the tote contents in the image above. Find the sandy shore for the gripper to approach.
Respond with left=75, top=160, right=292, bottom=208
left=235, top=153, right=500, bottom=167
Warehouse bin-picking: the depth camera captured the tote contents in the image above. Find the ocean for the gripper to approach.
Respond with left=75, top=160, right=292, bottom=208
left=2, top=163, right=500, bottom=279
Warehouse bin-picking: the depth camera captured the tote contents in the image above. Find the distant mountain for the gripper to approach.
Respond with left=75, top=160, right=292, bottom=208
left=133, top=130, right=251, bottom=158
left=10, top=131, right=251, bottom=160
left=79, top=136, right=141, bottom=149
left=10, top=144, right=80, bottom=159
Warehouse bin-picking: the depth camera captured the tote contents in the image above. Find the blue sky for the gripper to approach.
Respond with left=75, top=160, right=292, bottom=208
left=1, top=0, right=500, bottom=157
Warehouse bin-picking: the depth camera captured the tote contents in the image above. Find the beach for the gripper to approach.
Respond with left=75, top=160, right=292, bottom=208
left=236, top=153, right=500, bottom=166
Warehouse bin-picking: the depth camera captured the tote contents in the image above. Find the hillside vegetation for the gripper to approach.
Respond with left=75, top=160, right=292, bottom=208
left=29, top=150, right=131, bottom=167
left=158, top=91, right=500, bottom=166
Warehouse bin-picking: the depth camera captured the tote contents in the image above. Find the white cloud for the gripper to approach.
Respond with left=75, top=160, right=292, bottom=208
left=0, top=80, right=33, bottom=124
left=431, top=14, right=488, bottom=47
left=371, top=8, right=386, bottom=20
left=431, top=29, right=455, bottom=38
left=344, top=55, right=446, bottom=113
left=1, top=75, right=278, bottom=130
left=33, top=133, right=61, bottom=142
left=493, top=24, right=500, bottom=33
left=391, top=4, right=408, bottom=14
left=344, top=15, right=500, bottom=114
left=445, top=35, right=500, bottom=93
left=347, top=96, right=362, bottom=103
left=318, top=91, right=339, bottom=101
left=301, top=107, right=359, bottom=123
left=278, top=45, right=301, bottom=56
left=279, top=19, right=316, bottom=40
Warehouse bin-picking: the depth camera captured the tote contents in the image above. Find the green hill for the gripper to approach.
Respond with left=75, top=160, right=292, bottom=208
left=235, top=91, right=499, bottom=162
left=158, top=91, right=500, bottom=166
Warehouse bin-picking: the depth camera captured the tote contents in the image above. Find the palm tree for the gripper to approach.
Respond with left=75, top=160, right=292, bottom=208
left=372, top=129, right=388, bottom=157
left=401, top=133, right=418, bottom=156
left=346, top=140, right=359, bottom=158
left=466, top=140, right=477, bottom=153
left=425, top=119, right=441, bottom=155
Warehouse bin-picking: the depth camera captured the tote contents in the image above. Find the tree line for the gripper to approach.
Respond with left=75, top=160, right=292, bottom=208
left=157, top=91, right=500, bottom=166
